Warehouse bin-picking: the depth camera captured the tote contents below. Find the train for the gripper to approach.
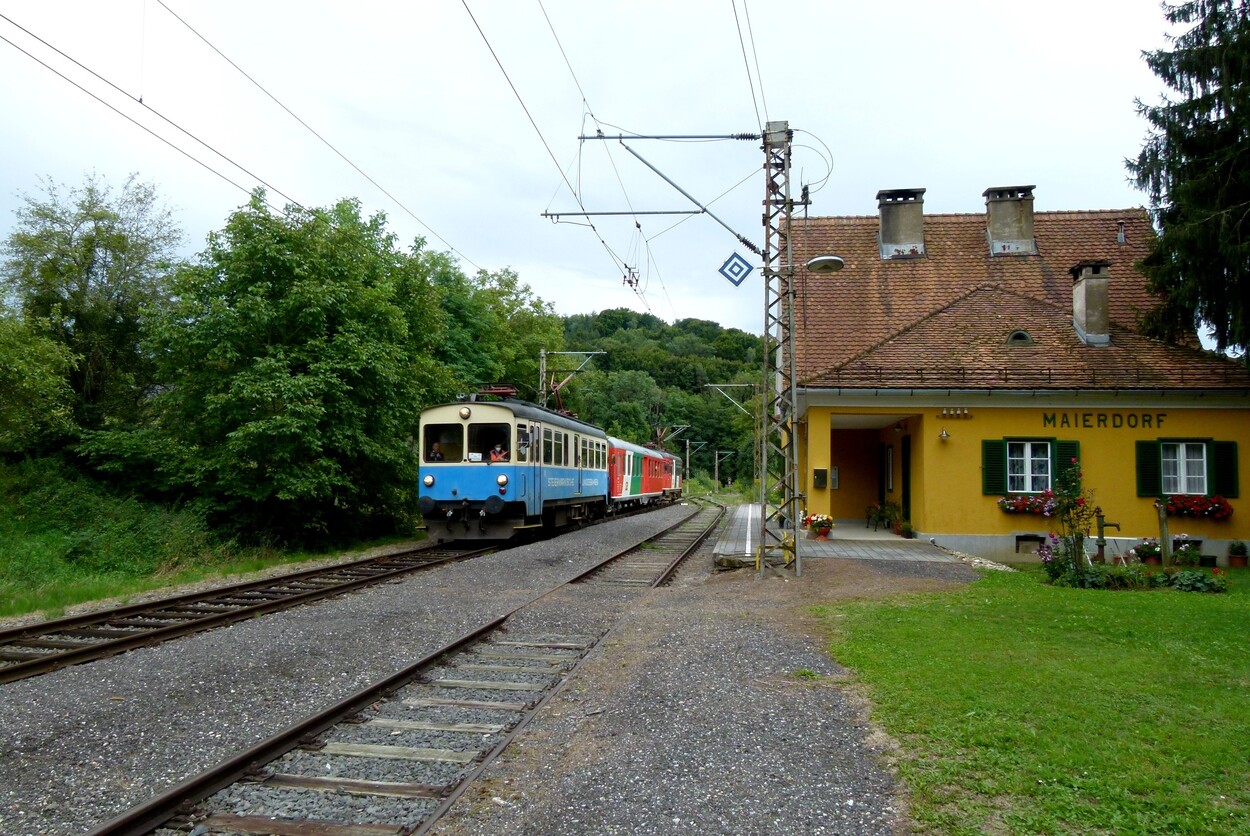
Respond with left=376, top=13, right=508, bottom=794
left=417, top=393, right=683, bottom=540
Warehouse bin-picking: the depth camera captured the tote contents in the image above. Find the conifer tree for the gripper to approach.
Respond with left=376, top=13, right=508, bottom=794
left=1129, top=0, right=1250, bottom=361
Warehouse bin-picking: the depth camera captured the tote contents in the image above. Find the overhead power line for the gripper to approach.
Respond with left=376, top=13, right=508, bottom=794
left=463, top=0, right=655, bottom=313
left=741, top=0, right=769, bottom=124
left=156, top=0, right=478, bottom=269
left=0, top=24, right=282, bottom=213
left=0, top=12, right=301, bottom=208
left=731, top=0, right=763, bottom=130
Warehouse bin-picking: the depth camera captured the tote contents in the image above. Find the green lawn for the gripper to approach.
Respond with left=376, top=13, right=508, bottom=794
left=818, top=568, right=1250, bottom=835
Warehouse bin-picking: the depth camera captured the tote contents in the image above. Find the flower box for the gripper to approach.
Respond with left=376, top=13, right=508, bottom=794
left=997, top=492, right=1055, bottom=515
left=1163, top=495, right=1233, bottom=520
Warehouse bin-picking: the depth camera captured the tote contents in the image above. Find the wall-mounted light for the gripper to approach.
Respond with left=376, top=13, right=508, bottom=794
left=894, top=422, right=904, bottom=433
left=939, top=427, right=950, bottom=441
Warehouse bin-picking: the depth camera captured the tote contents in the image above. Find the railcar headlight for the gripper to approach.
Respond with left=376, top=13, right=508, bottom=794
left=496, top=474, right=509, bottom=487
left=458, top=406, right=471, bottom=419
left=422, top=475, right=435, bottom=487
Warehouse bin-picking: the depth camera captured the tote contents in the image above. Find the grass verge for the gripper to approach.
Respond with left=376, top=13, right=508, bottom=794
left=817, top=567, right=1250, bottom=835
left=0, top=458, right=413, bottom=619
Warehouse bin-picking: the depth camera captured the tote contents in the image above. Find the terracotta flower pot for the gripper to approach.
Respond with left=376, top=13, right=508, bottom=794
left=1143, top=554, right=1162, bottom=566
left=1229, top=554, right=1248, bottom=568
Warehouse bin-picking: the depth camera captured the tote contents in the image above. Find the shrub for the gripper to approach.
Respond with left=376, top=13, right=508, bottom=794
left=1047, top=563, right=1227, bottom=593
left=1169, top=568, right=1229, bottom=593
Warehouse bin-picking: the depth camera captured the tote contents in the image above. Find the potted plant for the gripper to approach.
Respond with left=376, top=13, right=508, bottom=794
left=1230, top=540, right=1248, bottom=568
left=803, top=513, right=834, bottom=539
left=1174, top=534, right=1201, bottom=567
left=1131, top=538, right=1162, bottom=565
left=898, top=520, right=915, bottom=539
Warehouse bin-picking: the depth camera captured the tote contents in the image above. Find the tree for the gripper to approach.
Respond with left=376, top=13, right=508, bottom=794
left=0, top=173, right=183, bottom=428
left=0, top=315, right=76, bottom=454
left=570, top=369, right=664, bottom=444
left=136, top=193, right=449, bottom=543
left=1129, top=0, right=1250, bottom=360
left=430, top=263, right=564, bottom=399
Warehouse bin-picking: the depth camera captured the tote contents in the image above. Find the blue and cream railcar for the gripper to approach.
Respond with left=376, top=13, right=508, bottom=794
left=418, top=399, right=610, bottom=540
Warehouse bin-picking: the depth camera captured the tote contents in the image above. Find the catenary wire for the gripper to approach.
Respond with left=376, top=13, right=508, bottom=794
left=731, top=0, right=763, bottom=131
left=0, top=28, right=281, bottom=214
left=742, top=0, right=769, bottom=125
left=155, top=0, right=478, bottom=269
left=462, top=0, right=640, bottom=304
left=794, top=130, right=835, bottom=194
left=0, top=12, right=303, bottom=209
left=646, top=167, right=758, bottom=242
left=538, top=0, right=658, bottom=312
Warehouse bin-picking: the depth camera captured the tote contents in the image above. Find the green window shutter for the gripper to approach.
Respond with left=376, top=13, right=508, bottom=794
left=1210, top=441, right=1239, bottom=498
left=1136, top=440, right=1162, bottom=497
left=982, top=440, right=1006, bottom=494
left=1055, top=440, right=1081, bottom=482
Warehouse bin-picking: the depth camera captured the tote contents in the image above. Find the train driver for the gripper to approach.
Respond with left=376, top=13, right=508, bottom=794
left=490, top=443, right=509, bottom=462
left=427, top=442, right=445, bottom=461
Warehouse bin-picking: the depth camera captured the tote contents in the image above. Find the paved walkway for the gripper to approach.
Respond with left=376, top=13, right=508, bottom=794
left=713, top=503, right=958, bottom=563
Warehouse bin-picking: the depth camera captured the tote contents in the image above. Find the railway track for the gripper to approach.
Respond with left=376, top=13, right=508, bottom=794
left=0, top=545, right=493, bottom=685
left=90, top=502, right=724, bottom=836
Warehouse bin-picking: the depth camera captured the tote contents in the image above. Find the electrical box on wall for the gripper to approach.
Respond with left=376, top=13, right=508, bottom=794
left=813, top=468, right=828, bottom=489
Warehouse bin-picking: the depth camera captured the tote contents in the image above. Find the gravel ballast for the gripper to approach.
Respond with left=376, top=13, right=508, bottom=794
left=1, top=506, right=978, bottom=834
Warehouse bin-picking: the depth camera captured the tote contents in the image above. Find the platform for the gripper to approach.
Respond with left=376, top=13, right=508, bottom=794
left=712, top=504, right=958, bottom=564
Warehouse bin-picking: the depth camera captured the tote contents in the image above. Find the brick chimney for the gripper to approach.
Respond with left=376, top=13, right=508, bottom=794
left=877, top=188, right=926, bottom=259
left=1071, top=260, right=1111, bottom=346
left=983, top=185, right=1037, bottom=255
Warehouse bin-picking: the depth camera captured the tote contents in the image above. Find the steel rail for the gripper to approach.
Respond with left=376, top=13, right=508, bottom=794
left=653, top=502, right=725, bottom=587
left=0, top=546, right=492, bottom=685
left=85, top=615, right=509, bottom=836
left=86, top=506, right=708, bottom=835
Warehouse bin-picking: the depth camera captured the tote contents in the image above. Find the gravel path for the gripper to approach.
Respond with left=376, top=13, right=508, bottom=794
left=0, top=507, right=692, bottom=835
left=0, top=506, right=981, bottom=835
left=432, top=554, right=978, bottom=836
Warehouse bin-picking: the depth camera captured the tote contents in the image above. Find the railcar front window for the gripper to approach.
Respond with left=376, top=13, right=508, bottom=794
left=423, top=424, right=462, bottom=462
left=467, top=423, right=511, bottom=462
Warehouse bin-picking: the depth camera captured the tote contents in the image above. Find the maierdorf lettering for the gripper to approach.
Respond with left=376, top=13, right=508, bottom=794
left=1042, top=412, right=1167, bottom=429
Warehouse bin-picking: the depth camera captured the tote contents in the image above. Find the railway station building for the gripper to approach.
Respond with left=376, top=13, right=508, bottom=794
left=791, top=186, right=1250, bottom=563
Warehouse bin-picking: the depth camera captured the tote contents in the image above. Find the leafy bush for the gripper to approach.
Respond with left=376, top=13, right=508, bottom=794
left=1169, top=568, right=1230, bottom=593
left=0, top=458, right=228, bottom=584
left=1048, top=561, right=1228, bottom=593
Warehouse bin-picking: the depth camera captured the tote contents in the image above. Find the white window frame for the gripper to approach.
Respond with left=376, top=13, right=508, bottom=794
left=1162, top=441, right=1207, bottom=495
left=1007, top=441, right=1051, bottom=493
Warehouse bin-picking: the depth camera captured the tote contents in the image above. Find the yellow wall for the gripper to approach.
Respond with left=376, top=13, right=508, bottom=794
left=802, top=404, right=1249, bottom=544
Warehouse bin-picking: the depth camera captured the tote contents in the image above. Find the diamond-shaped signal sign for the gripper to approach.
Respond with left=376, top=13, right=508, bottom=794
left=719, top=252, right=754, bottom=286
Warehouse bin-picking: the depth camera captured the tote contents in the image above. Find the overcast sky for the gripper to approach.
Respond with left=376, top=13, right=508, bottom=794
left=0, top=1, right=1172, bottom=334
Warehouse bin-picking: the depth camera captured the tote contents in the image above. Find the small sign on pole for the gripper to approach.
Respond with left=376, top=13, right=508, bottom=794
left=719, top=252, right=753, bottom=286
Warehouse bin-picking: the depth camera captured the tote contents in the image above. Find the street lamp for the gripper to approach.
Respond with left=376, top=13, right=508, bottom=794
left=805, top=255, right=845, bottom=273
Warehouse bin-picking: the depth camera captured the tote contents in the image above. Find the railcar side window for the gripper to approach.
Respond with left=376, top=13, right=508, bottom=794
left=515, top=424, right=529, bottom=463
left=424, top=424, right=463, bottom=462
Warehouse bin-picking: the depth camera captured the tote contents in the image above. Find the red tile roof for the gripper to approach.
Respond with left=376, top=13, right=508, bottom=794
left=791, top=208, right=1250, bottom=390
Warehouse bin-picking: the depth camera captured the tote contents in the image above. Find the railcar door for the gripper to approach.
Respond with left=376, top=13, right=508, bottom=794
left=515, top=422, right=531, bottom=501
left=575, top=433, right=583, bottom=495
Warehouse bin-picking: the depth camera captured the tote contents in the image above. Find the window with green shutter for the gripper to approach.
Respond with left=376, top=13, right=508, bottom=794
left=1137, top=439, right=1238, bottom=498
left=983, top=440, right=1006, bottom=494
left=983, top=438, right=1077, bottom=494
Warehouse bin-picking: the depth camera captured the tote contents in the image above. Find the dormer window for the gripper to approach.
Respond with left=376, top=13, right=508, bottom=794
left=1006, top=330, right=1034, bottom=346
